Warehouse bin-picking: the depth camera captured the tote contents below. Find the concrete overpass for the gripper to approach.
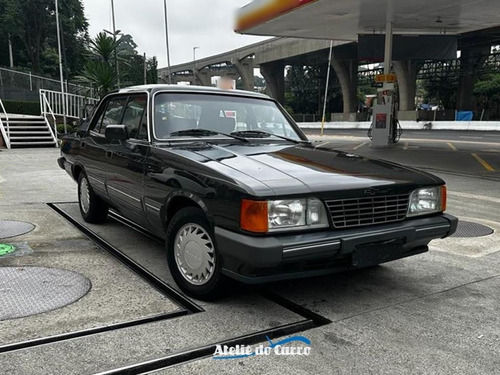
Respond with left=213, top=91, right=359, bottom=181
left=158, top=37, right=351, bottom=107
left=159, top=27, right=500, bottom=117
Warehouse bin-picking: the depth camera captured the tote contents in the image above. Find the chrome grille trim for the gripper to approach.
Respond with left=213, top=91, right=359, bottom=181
left=325, top=194, right=410, bottom=229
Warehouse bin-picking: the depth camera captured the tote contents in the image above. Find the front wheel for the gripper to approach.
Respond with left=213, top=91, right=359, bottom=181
left=78, top=173, right=109, bottom=223
left=166, top=207, right=224, bottom=300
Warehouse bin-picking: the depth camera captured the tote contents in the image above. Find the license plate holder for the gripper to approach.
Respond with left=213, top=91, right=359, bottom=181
left=352, top=238, right=405, bottom=268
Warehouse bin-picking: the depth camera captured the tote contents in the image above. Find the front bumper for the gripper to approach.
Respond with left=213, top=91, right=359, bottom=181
left=216, top=214, right=458, bottom=284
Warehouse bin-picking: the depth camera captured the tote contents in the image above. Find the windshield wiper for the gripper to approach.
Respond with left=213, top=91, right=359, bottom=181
left=230, top=130, right=309, bottom=144
left=169, top=128, right=248, bottom=142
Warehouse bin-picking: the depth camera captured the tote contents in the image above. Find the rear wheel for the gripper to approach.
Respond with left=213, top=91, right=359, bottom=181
left=78, top=173, right=109, bottom=223
left=166, top=207, right=224, bottom=300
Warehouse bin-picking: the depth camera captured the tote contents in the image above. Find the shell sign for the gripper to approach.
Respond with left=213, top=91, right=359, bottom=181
left=236, top=0, right=318, bottom=33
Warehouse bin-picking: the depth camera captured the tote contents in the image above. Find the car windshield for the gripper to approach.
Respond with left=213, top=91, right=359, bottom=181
left=153, top=93, right=302, bottom=141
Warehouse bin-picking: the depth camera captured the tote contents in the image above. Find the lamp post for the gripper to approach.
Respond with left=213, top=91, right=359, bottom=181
left=163, top=0, right=172, bottom=84
left=320, top=40, right=333, bottom=136
left=193, top=46, right=200, bottom=85
left=8, top=34, right=14, bottom=68
left=55, top=0, right=67, bottom=132
left=110, top=0, right=120, bottom=88
left=104, top=28, right=122, bottom=89
left=143, top=52, right=147, bottom=84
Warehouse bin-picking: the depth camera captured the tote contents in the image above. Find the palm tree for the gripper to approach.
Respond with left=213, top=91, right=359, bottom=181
left=76, top=32, right=122, bottom=97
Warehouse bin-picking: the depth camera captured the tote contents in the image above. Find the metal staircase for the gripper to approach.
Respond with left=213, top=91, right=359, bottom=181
left=1, top=115, right=57, bottom=148
left=0, top=89, right=98, bottom=149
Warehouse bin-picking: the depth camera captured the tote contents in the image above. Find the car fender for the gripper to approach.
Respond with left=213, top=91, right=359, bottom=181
left=164, top=190, right=216, bottom=227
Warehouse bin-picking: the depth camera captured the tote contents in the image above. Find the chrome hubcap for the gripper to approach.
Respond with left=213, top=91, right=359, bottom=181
left=80, top=177, right=90, bottom=214
left=174, top=224, right=215, bottom=286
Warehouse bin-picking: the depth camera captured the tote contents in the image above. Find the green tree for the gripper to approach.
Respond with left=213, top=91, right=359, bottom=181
left=421, top=63, right=458, bottom=109
left=122, top=54, right=158, bottom=86
left=0, top=0, right=23, bottom=67
left=473, top=73, right=500, bottom=119
left=285, top=64, right=342, bottom=115
left=57, top=0, right=89, bottom=78
left=0, top=0, right=88, bottom=76
left=117, top=34, right=138, bottom=56
left=254, top=75, right=265, bottom=89
left=76, top=32, right=158, bottom=96
left=115, top=34, right=158, bottom=86
left=76, top=32, right=120, bottom=97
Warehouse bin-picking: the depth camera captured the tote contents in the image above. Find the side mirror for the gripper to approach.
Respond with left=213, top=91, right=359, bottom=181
left=105, top=124, right=129, bottom=141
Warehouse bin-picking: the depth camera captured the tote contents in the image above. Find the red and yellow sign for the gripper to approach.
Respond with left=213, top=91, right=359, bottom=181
left=236, top=0, right=318, bottom=32
left=375, top=74, right=397, bottom=83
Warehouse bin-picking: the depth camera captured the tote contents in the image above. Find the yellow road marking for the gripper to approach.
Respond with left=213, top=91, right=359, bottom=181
left=353, top=142, right=367, bottom=150
left=471, top=153, right=495, bottom=172
left=448, top=191, right=500, bottom=204
left=308, top=135, right=500, bottom=147
left=447, top=142, right=457, bottom=151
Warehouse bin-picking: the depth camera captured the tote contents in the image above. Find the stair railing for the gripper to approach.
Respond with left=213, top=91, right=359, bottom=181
left=0, top=98, right=11, bottom=149
left=40, top=91, right=58, bottom=147
left=39, top=89, right=99, bottom=119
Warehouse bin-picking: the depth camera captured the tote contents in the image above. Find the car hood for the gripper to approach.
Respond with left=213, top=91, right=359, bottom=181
left=156, top=142, right=442, bottom=197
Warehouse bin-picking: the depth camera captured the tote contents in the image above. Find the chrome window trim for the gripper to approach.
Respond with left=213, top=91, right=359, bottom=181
left=108, top=185, right=141, bottom=202
left=145, top=203, right=161, bottom=212
left=150, top=90, right=297, bottom=142
left=88, top=176, right=105, bottom=185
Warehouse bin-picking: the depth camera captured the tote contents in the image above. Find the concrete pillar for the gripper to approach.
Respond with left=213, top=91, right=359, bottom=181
left=331, top=57, right=358, bottom=114
left=457, top=45, right=490, bottom=110
left=260, top=61, right=285, bottom=104
left=195, top=69, right=212, bottom=86
left=393, top=60, right=419, bottom=111
left=233, top=59, right=254, bottom=91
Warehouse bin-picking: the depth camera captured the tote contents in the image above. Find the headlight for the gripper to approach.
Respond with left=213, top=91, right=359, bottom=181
left=407, top=186, right=447, bottom=217
left=241, top=198, right=329, bottom=233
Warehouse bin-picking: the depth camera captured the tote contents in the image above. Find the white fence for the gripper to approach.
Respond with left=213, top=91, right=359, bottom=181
left=298, top=121, right=500, bottom=131
left=0, top=98, right=11, bottom=149
left=0, top=67, right=93, bottom=97
left=40, top=89, right=100, bottom=120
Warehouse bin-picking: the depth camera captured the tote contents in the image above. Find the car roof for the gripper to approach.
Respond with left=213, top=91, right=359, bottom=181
left=116, top=84, right=271, bottom=100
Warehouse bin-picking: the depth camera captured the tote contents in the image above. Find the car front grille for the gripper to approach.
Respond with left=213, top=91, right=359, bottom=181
left=325, top=194, right=410, bottom=229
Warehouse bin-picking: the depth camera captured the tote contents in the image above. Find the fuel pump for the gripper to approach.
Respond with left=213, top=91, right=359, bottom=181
left=368, top=76, right=402, bottom=147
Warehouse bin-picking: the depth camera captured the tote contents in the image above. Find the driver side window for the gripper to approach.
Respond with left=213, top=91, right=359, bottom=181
left=97, top=97, right=127, bottom=134
left=122, top=95, right=148, bottom=139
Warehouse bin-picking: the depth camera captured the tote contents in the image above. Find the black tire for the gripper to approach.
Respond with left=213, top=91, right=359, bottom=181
left=166, top=207, right=225, bottom=300
left=78, top=173, right=109, bottom=223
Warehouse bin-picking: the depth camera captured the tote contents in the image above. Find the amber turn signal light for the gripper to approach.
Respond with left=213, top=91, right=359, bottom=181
left=241, top=200, right=268, bottom=233
left=441, top=185, right=447, bottom=212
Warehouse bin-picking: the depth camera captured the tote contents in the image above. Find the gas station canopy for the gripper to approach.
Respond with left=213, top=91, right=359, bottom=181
left=236, top=0, right=500, bottom=40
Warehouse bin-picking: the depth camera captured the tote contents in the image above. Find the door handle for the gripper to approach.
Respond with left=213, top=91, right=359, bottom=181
left=106, top=150, right=113, bottom=158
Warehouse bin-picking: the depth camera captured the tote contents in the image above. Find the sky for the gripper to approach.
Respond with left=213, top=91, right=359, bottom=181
left=82, top=0, right=270, bottom=68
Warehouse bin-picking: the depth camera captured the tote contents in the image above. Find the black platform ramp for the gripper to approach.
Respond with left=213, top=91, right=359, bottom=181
left=0, top=202, right=322, bottom=375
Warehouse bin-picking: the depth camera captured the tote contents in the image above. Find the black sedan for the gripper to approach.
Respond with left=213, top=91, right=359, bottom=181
left=58, top=85, right=458, bottom=299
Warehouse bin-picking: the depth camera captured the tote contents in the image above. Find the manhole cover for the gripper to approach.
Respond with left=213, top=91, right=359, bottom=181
left=450, top=221, right=494, bottom=238
left=0, top=267, right=91, bottom=320
left=0, top=221, right=35, bottom=239
left=0, top=244, right=16, bottom=256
